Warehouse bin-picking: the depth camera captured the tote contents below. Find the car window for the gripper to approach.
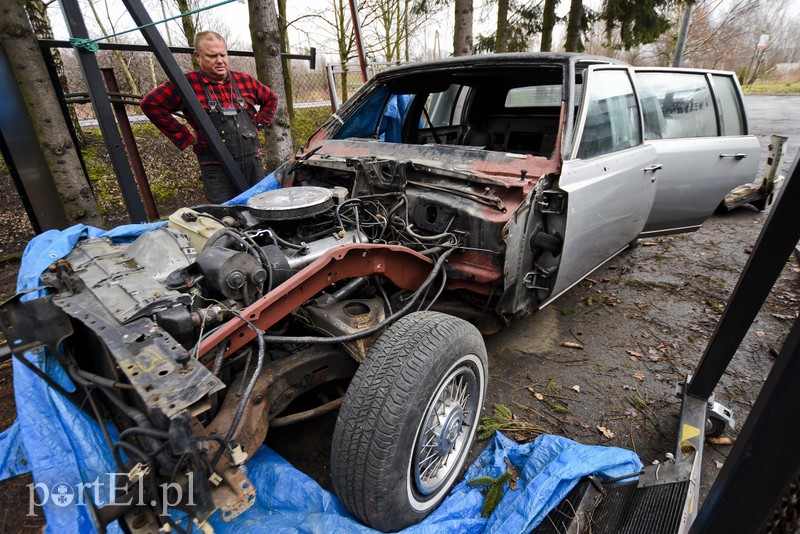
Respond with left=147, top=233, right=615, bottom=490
left=335, top=86, right=390, bottom=139
left=506, top=85, right=563, bottom=107
left=576, top=69, right=640, bottom=159
left=712, top=74, right=745, bottom=135
left=422, top=84, right=464, bottom=128
left=635, top=72, right=716, bottom=139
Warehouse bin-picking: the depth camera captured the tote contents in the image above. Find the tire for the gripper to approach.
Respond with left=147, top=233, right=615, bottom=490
left=330, top=311, right=488, bottom=531
left=706, top=415, right=727, bottom=438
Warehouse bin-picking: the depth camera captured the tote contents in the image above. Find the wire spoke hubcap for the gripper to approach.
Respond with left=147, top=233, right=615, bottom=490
left=413, top=363, right=479, bottom=496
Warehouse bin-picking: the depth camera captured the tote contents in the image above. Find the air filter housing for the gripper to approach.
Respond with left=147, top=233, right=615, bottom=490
left=247, top=187, right=334, bottom=221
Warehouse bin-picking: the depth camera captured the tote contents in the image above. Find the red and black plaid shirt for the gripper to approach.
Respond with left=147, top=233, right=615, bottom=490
left=141, top=70, right=278, bottom=155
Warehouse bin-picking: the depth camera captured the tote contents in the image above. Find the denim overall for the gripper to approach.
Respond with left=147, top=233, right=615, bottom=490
left=198, top=77, right=263, bottom=203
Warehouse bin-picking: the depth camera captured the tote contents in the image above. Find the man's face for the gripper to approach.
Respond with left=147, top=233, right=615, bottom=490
left=196, top=38, right=229, bottom=82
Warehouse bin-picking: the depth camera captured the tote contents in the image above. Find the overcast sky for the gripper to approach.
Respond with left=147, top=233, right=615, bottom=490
left=45, top=0, right=471, bottom=62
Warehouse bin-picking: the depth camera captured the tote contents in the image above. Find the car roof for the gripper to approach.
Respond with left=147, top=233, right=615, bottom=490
left=372, top=52, right=627, bottom=80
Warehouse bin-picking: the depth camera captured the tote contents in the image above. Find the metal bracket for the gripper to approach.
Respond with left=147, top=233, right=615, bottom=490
left=707, top=400, right=735, bottom=432
left=523, top=265, right=556, bottom=290
left=535, top=190, right=566, bottom=214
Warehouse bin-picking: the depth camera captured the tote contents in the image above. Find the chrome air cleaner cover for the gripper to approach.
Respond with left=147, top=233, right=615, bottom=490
left=247, top=186, right=335, bottom=221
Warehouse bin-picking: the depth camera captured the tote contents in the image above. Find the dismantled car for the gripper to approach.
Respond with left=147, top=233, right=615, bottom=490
left=0, top=53, right=761, bottom=532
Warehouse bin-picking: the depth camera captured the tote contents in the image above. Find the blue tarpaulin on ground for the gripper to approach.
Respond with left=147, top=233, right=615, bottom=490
left=0, top=175, right=643, bottom=532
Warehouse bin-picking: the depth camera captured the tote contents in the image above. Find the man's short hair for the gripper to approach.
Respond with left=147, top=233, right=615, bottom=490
left=194, top=31, right=226, bottom=51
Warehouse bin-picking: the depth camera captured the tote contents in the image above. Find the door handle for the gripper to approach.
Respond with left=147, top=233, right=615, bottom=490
left=643, top=164, right=662, bottom=172
left=719, top=153, right=747, bottom=160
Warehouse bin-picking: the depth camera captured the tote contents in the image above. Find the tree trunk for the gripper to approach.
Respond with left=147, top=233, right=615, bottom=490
left=249, top=0, right=294, bottom=172
left=453, top=0, right=473, bottom=56
left=541, top=0, right=557, bottom=51
left=404, top=0, right=410, bottom=61
left=23, top=0, right=84, bottom=145
left=495, top=0, right=509, bottom=53
left=565, top=0, right=583, bottom=52
left=340, top=70, right=349, bottom=102
left=0, top=0, right=102, bottom=226
left=277, top=0, right=294, bottom=120
left=176, top=0, right=198, bottom=71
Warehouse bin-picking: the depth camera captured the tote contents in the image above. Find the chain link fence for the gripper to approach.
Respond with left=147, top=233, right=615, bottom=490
left=44, top=45, right=340, bottom=222
left=56, top=48, right=333, bottom=141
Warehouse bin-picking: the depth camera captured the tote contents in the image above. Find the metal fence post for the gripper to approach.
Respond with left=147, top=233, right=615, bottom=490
left=101, top=68, right=159, bottom=221
left=59, top=0, right=148, bottom=223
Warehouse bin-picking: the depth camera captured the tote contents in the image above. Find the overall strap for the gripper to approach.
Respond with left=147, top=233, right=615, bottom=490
left=230, top=74, right=246, bottom=109
left=200, top=75, right=218, bottom=112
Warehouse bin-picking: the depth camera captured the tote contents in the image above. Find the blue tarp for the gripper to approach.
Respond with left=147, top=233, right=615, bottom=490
left=0, top=174, right=643, bottom=532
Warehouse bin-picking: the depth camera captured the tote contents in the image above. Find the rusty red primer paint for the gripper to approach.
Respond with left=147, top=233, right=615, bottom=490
left=448, top=250, right=502, bottom=284
left=198, top=244, right=434, bottom=359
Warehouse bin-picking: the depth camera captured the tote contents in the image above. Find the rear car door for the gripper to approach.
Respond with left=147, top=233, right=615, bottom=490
left=634, top=69, right=760, bottom=236
left=548, top=66, right=658, bottom=301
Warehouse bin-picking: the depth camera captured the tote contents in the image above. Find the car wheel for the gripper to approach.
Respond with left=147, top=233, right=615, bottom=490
left=331, top=311, right=488, bottom=531
left=706, top=415, right=728, bottom=438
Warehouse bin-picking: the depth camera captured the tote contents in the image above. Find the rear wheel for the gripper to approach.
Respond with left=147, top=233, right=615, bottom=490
left=330, top=311, right=487, bottom=531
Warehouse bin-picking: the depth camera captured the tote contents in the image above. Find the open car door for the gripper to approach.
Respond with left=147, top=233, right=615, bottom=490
left=547, top=65, right=659, bottom=302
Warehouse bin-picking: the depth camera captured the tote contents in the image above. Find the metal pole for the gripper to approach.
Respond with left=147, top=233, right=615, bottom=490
left=349, top=0, right=369, bottom=83
left=672, top=3, right=693, bottom=67
left=59, top=0, right=148, bottom=223
left=687, top=140, right=800, bottom=400
left=326, top=64, right=339, bottom=112
left=119, top=0, right=248, bottom=193
left=101, top=68, right=159, bottom=221
left=690, top=311, right=800, bottom=532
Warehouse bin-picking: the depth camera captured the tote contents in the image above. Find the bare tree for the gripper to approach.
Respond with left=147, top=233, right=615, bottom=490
left=495, top=0, right=509, bottom=52
left=411, top=0, right=472, bottom=56
left=453, top=0, right=473, bottom=55
left=540, top=0, right=558, bottom=52
left=84, top=0, right=140, bottom=92
left=564, top=0, right=583, bottom=52
left=249, top=0, right=293, bottom=173
left=1, top=0, right=102, bottom=226
left=174, top=0, right=198, bottom=69
left=277, top=0, right=294, bottom=120
left=23, top=0, right=85, bottom=144
left=325, top=0, right=357, bottom=99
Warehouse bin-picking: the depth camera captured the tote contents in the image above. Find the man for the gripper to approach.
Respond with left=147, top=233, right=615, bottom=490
left=141, top=31, right=278, bottom=203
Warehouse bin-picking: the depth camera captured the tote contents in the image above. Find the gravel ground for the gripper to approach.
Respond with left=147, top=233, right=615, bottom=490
left=0, top=96, right=797, bottom=531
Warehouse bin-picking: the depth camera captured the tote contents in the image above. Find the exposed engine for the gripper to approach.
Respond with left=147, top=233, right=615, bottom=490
left=5, top=164, right=504, bottom=529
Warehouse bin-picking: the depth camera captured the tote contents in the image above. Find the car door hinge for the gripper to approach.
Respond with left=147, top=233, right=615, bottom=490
left=535, top=191, right=566, bottom=214
left=524, top=265, right=557, bottom=290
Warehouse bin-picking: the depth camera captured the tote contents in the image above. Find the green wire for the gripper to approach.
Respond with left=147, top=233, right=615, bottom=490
left=70, top=0, right=240, bottom=53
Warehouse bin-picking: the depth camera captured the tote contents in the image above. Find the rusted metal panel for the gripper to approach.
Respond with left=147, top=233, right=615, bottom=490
left=198, top=243, right=433, bottom=358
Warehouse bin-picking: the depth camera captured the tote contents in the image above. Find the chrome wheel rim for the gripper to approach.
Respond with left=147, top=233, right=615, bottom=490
left=412, top=360, right=480, bottom=496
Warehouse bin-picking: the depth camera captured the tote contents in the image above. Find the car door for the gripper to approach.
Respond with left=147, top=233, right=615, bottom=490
left=634, top=69, right=761, bottom=236
left=547, top=66, right=659, bottom=301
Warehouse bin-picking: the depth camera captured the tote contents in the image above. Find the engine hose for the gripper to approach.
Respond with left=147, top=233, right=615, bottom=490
left=210, top=322, right=266, bottom=469
left=268, top=228, right=306, bottom=250
left=112, top=440, right=149, bottom=463
left=72, top=367, right=134, bottom=390
left=67, top=366, right=177, bottom=470
left=260, top=246, right=457, bottom=346
left=211, top=344, right=227, bottom=375
left=118, top=427, right=170, bottom=441
left=226, top=327, right=265, bottom=441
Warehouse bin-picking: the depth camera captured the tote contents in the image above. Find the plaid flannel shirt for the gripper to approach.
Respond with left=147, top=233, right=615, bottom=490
left=140, top=70, right=278, bottom=155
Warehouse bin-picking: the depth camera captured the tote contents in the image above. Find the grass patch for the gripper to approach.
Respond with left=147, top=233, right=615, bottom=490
left=477, top=404, right=548, bottom=441
left=291, top=106, right=331, bottom=150
left=706, top=299, right=725, bottom=314
left=628, top=395, right=647, bottom=409
left=742, top=83, right=800, bottom=96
